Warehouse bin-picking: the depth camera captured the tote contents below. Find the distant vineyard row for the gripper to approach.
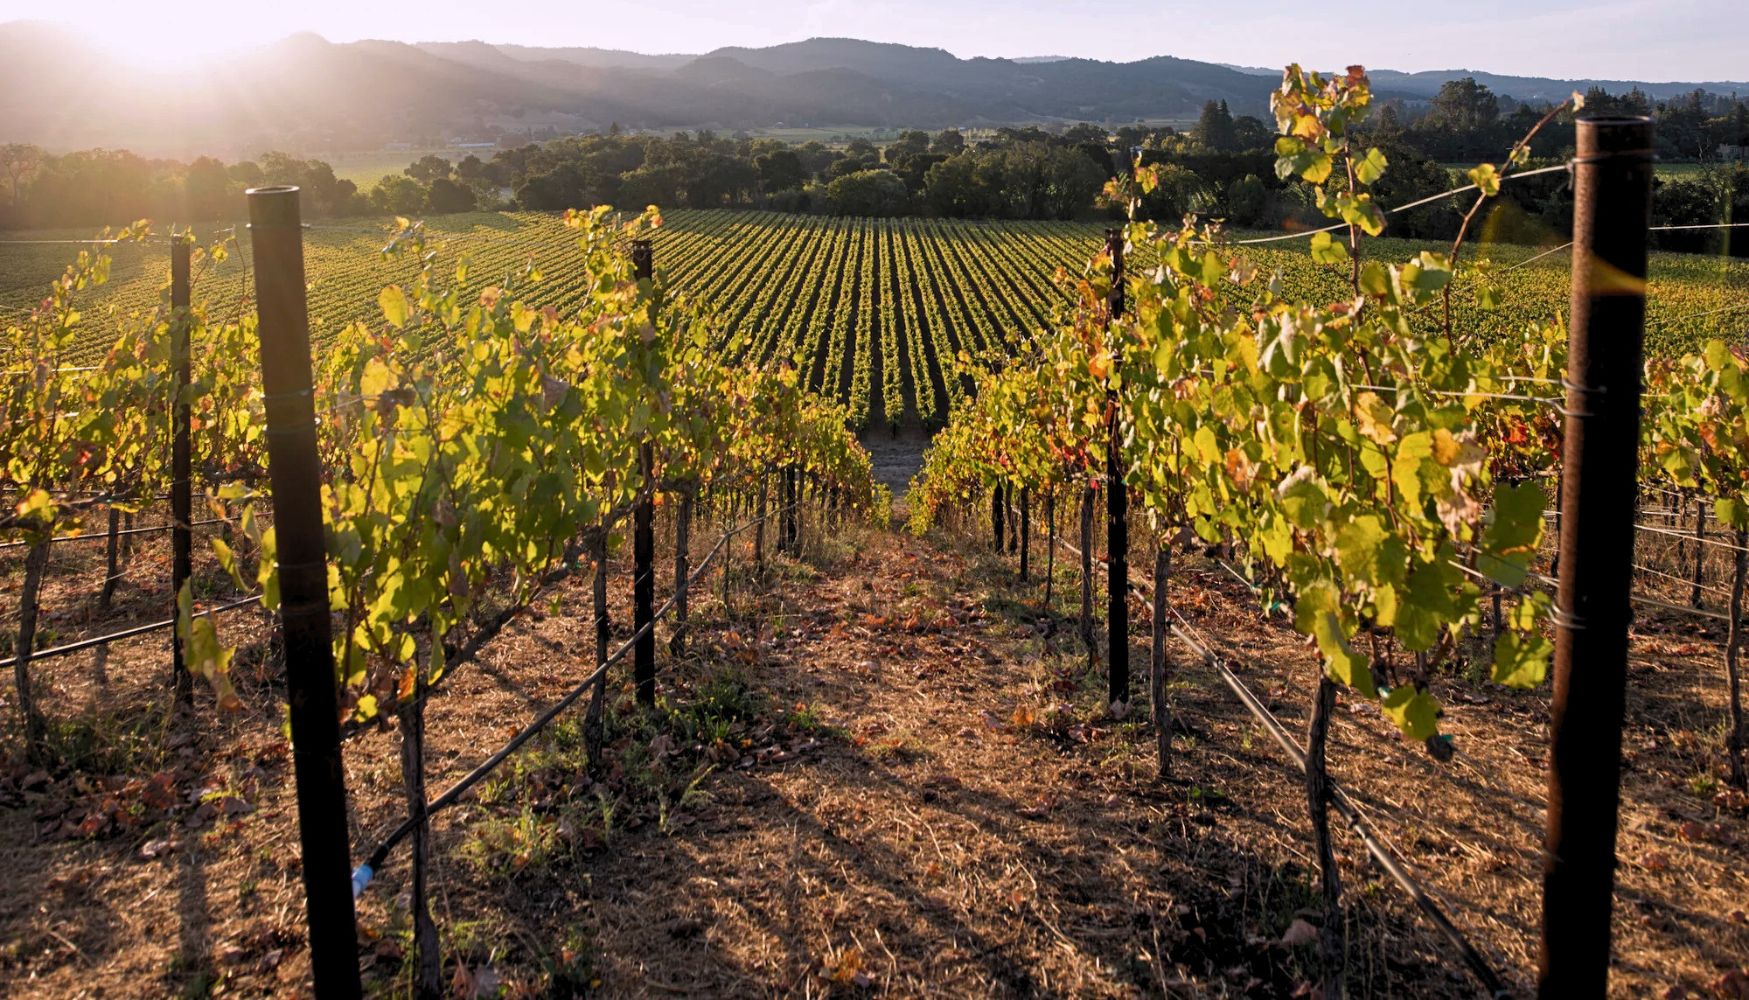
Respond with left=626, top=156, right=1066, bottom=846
left=4, top=209, right=1745, bottom=426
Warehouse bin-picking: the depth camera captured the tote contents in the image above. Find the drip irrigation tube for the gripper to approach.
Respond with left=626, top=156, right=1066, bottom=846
left=1042, top=530, right=1509, bottom=995
left=350, top=502, right=795, bottom=898
left=0, top=594, right=264, bottom=671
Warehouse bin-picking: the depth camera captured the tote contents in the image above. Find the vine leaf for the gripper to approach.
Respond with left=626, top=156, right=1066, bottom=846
left=1310, top=231, right=1348, bottom=266
left=1493, top=630, right=1552, bottom=688
left=1381, top=686, right=1439, bottom=740
left=1477, top=481, right=1546, bottom=587
left=379, top=285, right=410, bottom=329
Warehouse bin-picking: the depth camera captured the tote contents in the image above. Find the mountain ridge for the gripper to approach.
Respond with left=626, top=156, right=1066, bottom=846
left=2, top=24, right=1743, bottom=157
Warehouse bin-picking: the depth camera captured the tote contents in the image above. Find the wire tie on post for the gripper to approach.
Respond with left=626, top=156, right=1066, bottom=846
left=1557, top=377, right=1603, bottom=419
left=1550, top=605, right=1589, bottom=632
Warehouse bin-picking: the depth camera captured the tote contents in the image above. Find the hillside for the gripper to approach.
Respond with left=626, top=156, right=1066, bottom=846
left=1223, top=60, right=1749, bottom=102
left=4, top=22, right=1746, bottom=157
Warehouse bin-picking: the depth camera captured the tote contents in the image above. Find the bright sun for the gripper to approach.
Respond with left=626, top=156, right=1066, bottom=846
left=54, top=8, right=286, bottom=69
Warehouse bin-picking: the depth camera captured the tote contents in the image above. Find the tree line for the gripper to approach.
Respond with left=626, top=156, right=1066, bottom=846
left=1127, top=81, right=1747, bottom=254
left=1, top=77, right=1743, bottom=254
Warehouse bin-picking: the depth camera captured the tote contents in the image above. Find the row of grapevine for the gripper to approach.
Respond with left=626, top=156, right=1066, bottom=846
left=911, top=70, right=1742, bottom=996
left=731, top=215, right=826, bottom=360
left=920, top=221, right=1011, bottom=351
left=906, top=223, right=972, bottom=405
left=769, top=216, right=836, bottom=363
left=893, top=220, right=939, bottom=422
left=8, top=210, right=889, bottom=728
left=823, top=221, right=864, bottom=407
left=11, top=210, right=1745, bottom=431
left=3, top=200, right=888, bottom=994
left=874, top=219, right=905, bottom=427
left=802, top=217, right=851, bottom=392
left=850, top=218, right=878, bottom=425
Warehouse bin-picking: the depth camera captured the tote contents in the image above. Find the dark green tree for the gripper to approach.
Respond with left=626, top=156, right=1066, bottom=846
left=930, top=129, right=966, bottom=155
left=426, top=177, right=477, bottom=213
left=1193, top=100, right=1237, bottom=152
left=755, top=150, right=806, bottom=193
left=405, top=155, right=454, bottom=184
left=825, top=169, right=910, bottom=216
left=885, top=130, right=931, bottom=162
left=369, top=174, right=427, bottom=215
left=1428, top=77, right=1500, bottom=134
left=181, top=156, right=236, bottom=221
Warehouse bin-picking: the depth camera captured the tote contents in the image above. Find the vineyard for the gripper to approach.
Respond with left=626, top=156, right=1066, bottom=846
left=3, top=64, right=1749, bottom=1000
left=4, top=209, right=1746, bottom=430
left=907, top=74, right=1749, bottom=998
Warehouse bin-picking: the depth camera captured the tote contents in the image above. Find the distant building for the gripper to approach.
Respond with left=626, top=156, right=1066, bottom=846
left=1720, top=144, right=1747, bottom=161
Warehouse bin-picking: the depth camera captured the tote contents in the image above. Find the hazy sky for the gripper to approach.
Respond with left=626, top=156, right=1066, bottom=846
left=13, top=0, right=1747, bottom=81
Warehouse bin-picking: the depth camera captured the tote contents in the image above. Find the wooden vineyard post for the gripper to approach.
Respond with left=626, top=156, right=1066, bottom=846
left=1018, top=486, right=1030, bottom=582
left=13, top=531, right=51, bottom=761
left=1044, top=488, right=1056, bottom=614
left=1691, top=495, right=1706, bottom=609
left=1727, top=530, right=1747, bottom=789
left=170, top=237, right=194, bottom=708
left=1307, top=672, right=1343, bottom=997
left=783, top=465, right=800, bottom=555
left=632, top=441, right=654, bottom=708
left=631, top=238, right=657, bottom=710
left=1080, top=485, right=1094, bottom=660
left=585, top=531, right=610, bottom=770
left=1538, top=116, right=1653, bottom=999
left=992, top=483, right=1005, bottom=553
left=396, top=673, right=440, bottom=999
left=671, top=488, right=692, bottom=656
left=1151, top=535, right=1172, bottom=780
left=720, top=498, right=733, bottom=616
left=99, top=508, right=120, bottom=610
left=1008, top=486, right=1019, bottom=555
left=755, top=468, right=767, bottom=576
left=245, top=185, right=363, bottom=1000
left=1105, top=228, right=1129, bottom=709
left=783, top=466, right=794, bottom=554
left=801, top=472, right=812, bottom=555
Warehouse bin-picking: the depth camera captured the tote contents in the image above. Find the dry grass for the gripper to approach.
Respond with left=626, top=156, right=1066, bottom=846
left=1, top=503, right=1746, bottom=998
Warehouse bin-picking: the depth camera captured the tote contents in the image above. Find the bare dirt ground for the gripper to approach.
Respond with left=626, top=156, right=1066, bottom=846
left=2, top=499, right=1747, bottom=998
left=856, top=426, right=930, bottom=516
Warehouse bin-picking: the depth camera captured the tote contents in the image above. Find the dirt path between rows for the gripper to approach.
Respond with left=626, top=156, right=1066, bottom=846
left=568, top=528, right=1397, bottom=997
left=508, top=526, right=1749, bottom=998
left=857, top=426, right=929, bottom=515
left=3, top=516, right=1746, bottom=997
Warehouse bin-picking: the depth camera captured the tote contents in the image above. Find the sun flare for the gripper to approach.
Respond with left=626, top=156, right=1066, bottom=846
left=50, top=6, right=283, bottom=69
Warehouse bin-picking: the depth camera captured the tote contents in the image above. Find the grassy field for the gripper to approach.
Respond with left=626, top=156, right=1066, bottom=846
left=3, top=209, right=1744, bottom=426
left=740, top=125, right=912, bottom=145
left=319, top=149, right=481, bottom=189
